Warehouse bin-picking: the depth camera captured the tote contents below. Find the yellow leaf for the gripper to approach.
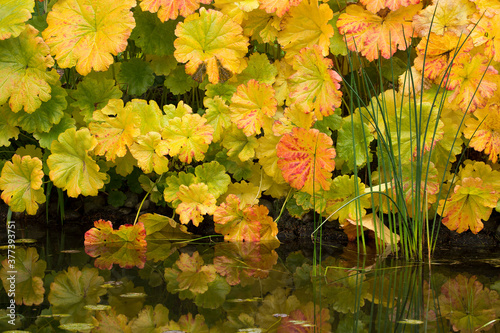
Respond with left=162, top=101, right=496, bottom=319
left=176, top=183, right=216, bottom=226
left=89, top=99, right=141, bottom=162
left=278, top=0, right=334, bottom=61
left=0, top=155, right=45, bottom=215
left=42, top=0, right=136, bottom=75
left=174, top=8, right=249, bottom=84
left=130, top=132, right=170, bottom=174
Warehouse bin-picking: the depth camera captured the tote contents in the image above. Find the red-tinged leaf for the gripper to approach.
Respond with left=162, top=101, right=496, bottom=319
left=230, top=79, right=277, bottom=136
left=139, top=0, right=212, bottom=22
left=337, top=4, right=421, bottom=61
left=469, top=11, right=500, bottom=62
left=463, top=103, right=500, bottom=163
left=84, top=220, right=147, bottom=269
left=277, top=127, right=336, bottom=195
left=414, top=32, right=473, bottom=81
left=259, top=0, right=301, bottom=17
left=445, top=53, right=498, bottom=113
left=42, top=0, right=136, bottom=75
left=438, top=177, right=499, bottom=234
left=361, top=0, right=420, bottom=14
left=213, top=194, right=262, bottom=242
left=288, top=45, right=342, bottom=120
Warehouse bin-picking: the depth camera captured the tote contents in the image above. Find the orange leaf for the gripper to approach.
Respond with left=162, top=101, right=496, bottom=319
left=464, top=103, right=500, bottom=163
left=139, top=0, right=212, bottom=22
left=277, top=127, right=336, bottom=194
left=337, top=4, right=421, bottom=61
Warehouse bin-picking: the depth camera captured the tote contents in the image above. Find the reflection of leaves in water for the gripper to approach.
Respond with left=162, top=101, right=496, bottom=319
left=107, top=278, right=146, bottom=319
left=48, top=266, right=106, bottom=323
left=439, top=274, right=500, bottom=333
left=277, top=301, right=331, bottom=332
left=0, top=247, right=46, bottom=306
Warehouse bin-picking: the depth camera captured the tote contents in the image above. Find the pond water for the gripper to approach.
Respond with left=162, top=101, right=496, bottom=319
left=1, top=226, right=500, bottom=333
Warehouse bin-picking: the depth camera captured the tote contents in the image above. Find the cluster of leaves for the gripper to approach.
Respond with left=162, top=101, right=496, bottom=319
left=0, top=0, right=499, bottom=246
left=2, top=240, right=500, bottom=331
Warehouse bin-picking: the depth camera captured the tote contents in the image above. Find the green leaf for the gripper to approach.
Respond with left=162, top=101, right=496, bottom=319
left=163, top=172, right=197, bottom=206
left=69, top=77, right=123, bottom=123
left=8, top=81, right=67, bottom=133
left=328, top=13, right=348, bottom=56
left=107, top=190, right=127, bottom=207
left=33, top=114, right=76, bottom=149
left=129, top=304, right=170, bottom=332
left=205, top=82, right=237, bottom=102
left=131, top=8, right=177, bottom=56
left=0, top=155, right=45, bottom=214
left=146, top=54, right=178, bottom=76
left=336, top=116, right=374, bottom=171
left=164, top=64, right=197, bottom=95
left=234, top=52, right=277, bottom=85
left=117, top=58, right=155, bottom=96
left=313, top=112, right=342, bottom=136
left=194, top=161, right=231, bottom=199
left=0, top=0, right=34, bottom=40
left=47, top=128, right=107, bottom=197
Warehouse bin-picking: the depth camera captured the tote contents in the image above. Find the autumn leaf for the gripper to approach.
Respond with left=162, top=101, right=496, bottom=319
left=162, top=113, right=214, bottom=163
left=174, top=8, right=248, bottom=83
left=337, top=4, right=421, bottom=61
left=203, top=96, right=232, bottom=142
left=414, top=32, right=473, bottom=81
left=139, top=0, right=211, bottom=22
left=129, top=304, right=170, bottom=332
left=0, top=247, right=46, bottom=306
left=0, top=24, right=59, bottom=113
left=445, top=53, right=498, bottom=113
left=213, top=0, right=259, bottom=24
left=84, top=220, right=147, bottom=269
left=230, top=79, right=277, bottom=136
left=413, top=0, right=475, bottom=37
left=130, top=132, right=170, bottom=174
left=214, top=194, right=278, bottom=241
left=0, top=155, right=45, bottom=215
left=163, top=171, right=197, bottom=206
left=89, top=99, right=141, bottom=162
left=469, top=11, right=500, bottom=62
left=0, top=0, right=34, bottom=40
left=259, top=0, right=300, bottom=17
left=47, top=128, right=107, bottom=197
left=176, top=183, right=217, bottom=226
left=288, top=45, right=343, bottom=120
left=342, top=213, right=400, bottom=246
left=438, top=177, right=499, bottom=234
left=233, top=52, right=278, bottom=86
left=42, top=0, right=136, bottom=75
left=243, top=10, right=281, bottom=44
left=278, top=0, right=334, bottom=61
left=277, top=127, right=336, bottom=195
left=464, top=103, right=500, bottom=163
left=222, top=125, right=259, bottom=162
